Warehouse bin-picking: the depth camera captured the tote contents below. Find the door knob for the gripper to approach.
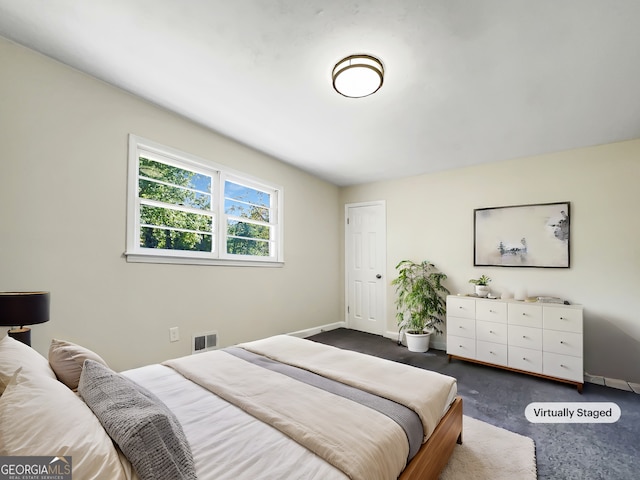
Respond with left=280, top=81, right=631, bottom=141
left=376, top=274, right=382, bottom=279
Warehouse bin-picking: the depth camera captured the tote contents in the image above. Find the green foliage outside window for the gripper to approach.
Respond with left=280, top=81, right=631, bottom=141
left=225, top=181, right=272, bottom=257
left=138, top=158, right=274, bottom=257
left=138, top=157, right=213, bottom=252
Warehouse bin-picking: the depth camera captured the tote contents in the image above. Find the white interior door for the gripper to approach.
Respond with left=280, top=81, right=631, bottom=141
left=345, top=202, right=386, bottom=335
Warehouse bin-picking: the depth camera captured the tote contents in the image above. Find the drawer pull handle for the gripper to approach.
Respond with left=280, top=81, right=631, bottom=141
left=560, top=317, right=566, bottom=320
left=522, top=357, right=527, bottom=361
left=560, top=364, right=566, bottom=368
left=489, top=330, right=493, bottom=333
left=489, top=309, right=494, bottom=313
left=490, top=351, right=494, bottom=354
left=522, top=313, right=526, bottom=316
left=459, top=345, right=463, bottom=348
left=522, top=335, right=527, bottom=339
left=560, top=341, right=565, bottom=344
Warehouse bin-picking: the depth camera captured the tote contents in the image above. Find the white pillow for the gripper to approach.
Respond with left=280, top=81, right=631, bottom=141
left=0, top=367, right=138, bottom=479
left=0, top=334, right=56, bottom=395
left=49, top=338, right=109, bottom=390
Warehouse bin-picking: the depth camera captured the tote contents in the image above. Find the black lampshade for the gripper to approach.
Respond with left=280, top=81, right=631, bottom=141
left=0, top=291, right=50, bottom=327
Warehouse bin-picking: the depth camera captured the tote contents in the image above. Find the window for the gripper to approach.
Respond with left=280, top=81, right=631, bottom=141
left=126, top=135, right=283, bottom=265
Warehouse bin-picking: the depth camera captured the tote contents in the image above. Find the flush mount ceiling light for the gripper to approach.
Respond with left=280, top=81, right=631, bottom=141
left=332, top=54, right=384, bottom=98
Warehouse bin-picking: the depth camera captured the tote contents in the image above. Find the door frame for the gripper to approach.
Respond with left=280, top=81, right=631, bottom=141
left=344, top=200, right=387, bottom=335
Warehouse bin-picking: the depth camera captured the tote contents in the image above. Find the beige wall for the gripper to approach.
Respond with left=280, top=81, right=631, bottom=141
left=340, top=140, right=640, bottom=383
left=0, top=38, right=341, bottom=371
left=3, top=36, right=638, bottom=384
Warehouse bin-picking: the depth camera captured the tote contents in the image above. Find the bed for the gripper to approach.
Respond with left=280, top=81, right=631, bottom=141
left=0, top=333, right=462, bottom=480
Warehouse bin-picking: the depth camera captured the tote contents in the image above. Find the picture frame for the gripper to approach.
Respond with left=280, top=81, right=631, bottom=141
left=474, top=202, right=570, bottom=268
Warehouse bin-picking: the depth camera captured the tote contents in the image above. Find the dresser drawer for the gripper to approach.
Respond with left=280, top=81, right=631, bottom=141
left=447, top=335, right=476, bottom=358
left=447, top=296, right=476, bottom=319
left=476, top=300, right=507, bottom=323
left=508, top=303, right=542, bottom=328
left=543, top=330, right=583, bottom=357
left=508, top=325, right=542, bottom=350
left=447, top=316, right=476, bottom=339
left=508, top=346, right=543, bottom=374
left=476, top=320, right=508, bottom=344
left=543, top=352, right=583, bottom=382
left=543, top=306, right=583, bottom=333
left=476, top=340, right=508, bottom=366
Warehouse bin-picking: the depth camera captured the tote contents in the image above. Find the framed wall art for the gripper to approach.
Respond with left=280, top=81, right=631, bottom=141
left=474, top=202, right=570, bottom=268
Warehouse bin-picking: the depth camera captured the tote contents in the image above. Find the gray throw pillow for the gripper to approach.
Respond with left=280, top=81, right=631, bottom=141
left=78, top=360, right=197, bottom=480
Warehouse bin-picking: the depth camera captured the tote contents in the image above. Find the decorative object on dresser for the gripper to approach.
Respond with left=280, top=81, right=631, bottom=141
left=0, top=291, right=50, bottom=346
left=446, top=295, right=583, bottom=392
left=536, top=296, right=565, bottom=304
left=392, top=260, right=449, bottom=352
left=468, top=275, right=491, bottom=297
left=474, top=202, right=570, bottom=268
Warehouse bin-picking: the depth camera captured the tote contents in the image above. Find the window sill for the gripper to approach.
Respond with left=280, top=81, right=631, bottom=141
left=124, top=252, right=284, bottom=267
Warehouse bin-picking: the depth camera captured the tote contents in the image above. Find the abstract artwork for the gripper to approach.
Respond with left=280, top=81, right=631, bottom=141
left=474, top=202, right=570, bottom=268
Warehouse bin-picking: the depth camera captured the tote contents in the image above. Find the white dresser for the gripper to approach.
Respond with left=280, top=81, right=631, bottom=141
left=446, top=295, right=584, bottom=392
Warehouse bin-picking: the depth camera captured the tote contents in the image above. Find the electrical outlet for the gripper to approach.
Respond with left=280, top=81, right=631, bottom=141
left=169, top=327, right=180, bottom=342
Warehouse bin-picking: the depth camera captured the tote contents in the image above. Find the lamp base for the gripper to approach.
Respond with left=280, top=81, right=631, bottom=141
left=8, top=327, right=31, bottom=346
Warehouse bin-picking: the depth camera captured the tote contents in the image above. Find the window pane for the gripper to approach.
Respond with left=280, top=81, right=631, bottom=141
left=139, top=179, right=211, bottom=210
left=140, top=157, right=211, bottom=193
left=141, top=204, right=212, bottom=232
left=140, top=226, right=212, bottom=252
left=227, top=220, right=270, bottom=239
left=224, top=180, right=270, bottom=219
left=224, top=199, right=269, bottom=222
left=227, top=237, right=270, bottom=256
left=224, top=181, right=269, bottom=206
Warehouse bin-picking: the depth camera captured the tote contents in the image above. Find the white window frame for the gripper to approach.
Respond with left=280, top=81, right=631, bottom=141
left=125, top=135, right=284, bottom=266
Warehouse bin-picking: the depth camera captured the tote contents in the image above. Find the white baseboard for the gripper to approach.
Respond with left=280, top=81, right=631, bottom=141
left=288, top=322, right=346, bottom=339
left=584, top=372, right=640, bottom=393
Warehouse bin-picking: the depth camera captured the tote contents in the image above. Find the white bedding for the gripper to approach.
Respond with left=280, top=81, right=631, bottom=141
left=122, top=338, right=458, bottom=480
left=239, top=335, right=458, bottom=439
left=122, top=364, right=348, bottom=480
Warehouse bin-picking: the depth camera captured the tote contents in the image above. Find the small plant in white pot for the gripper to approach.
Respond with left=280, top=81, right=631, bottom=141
left=469, top=275, right=491, bottom=297
left=392, top=260, right=449, bottom=352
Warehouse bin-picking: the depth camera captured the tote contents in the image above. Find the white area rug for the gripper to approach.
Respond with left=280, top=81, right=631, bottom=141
left=440, top=415, right=537, bottom=480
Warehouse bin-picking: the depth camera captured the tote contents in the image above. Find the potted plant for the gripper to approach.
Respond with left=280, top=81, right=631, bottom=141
left=469, top=275, right=491, bottom=297
left=392, top=260, right=450, bottom=352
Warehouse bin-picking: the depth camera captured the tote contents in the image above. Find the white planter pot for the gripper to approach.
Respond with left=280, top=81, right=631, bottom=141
left=405, top=331, right=431, bottom=352
left=475, top=285, right=490, bottom=297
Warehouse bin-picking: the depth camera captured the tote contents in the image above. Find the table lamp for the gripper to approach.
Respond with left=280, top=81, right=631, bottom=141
left=0, top=291, right=50, bottom=346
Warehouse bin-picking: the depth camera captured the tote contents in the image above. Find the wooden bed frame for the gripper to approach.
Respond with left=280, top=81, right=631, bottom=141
left=400, top=396, right=463, bottom=480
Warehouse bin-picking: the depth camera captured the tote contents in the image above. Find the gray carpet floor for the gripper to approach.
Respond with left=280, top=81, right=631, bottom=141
left=308, top=328, right=639, bottom=480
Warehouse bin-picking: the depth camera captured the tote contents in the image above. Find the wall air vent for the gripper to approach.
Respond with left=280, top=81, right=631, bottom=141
left=192, top=331, right=217, bottom=354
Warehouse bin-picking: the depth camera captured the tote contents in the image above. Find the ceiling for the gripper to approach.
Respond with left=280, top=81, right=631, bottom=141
left=1, top=1, right=639, bottom=186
